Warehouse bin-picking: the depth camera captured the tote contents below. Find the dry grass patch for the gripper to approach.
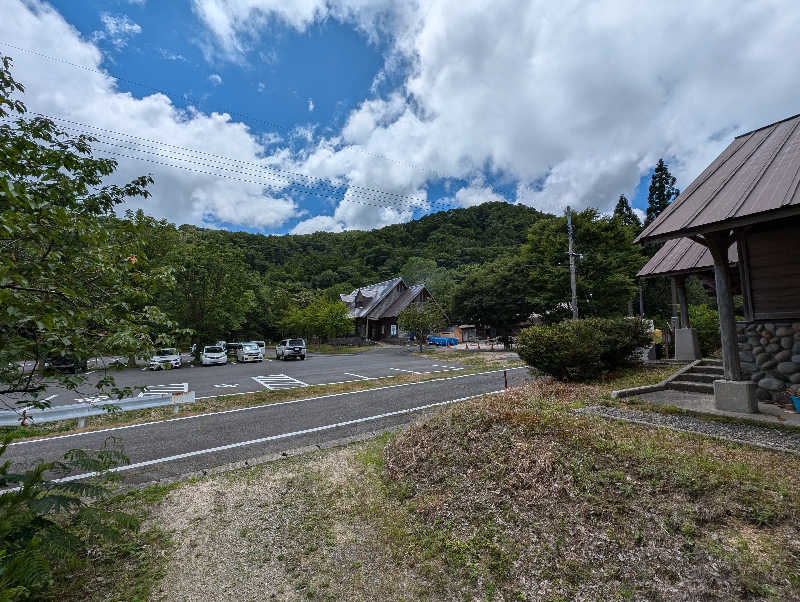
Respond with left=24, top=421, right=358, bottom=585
left=383, top=380, right=800, bottom=600
left=149, top=438, right=435, bottom=601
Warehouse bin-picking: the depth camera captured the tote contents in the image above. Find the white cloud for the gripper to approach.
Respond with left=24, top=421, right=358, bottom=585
left=289, top=215, right=343, bottom=235
left=307, top=98, right=314, bottom=112
left=2, top=0, right=299, bottom=231
left=194, top=0, right=800, bottom=224
left=208, top=73, right=223, bottom=86
left=158, top=48, right=186, bottom=61
left=92, top=13, right=142, bottom=49
left=448, top=182, right=505, bottom=208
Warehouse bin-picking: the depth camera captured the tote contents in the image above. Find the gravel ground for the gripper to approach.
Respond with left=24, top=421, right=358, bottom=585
left=578, top=405, right=800, bottom=454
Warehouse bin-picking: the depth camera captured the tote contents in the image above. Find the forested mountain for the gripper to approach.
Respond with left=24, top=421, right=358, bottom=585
left=184, top=202, right=545, bottom=289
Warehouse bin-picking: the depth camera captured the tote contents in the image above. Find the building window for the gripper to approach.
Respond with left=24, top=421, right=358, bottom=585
left=391, top=324, right=397, bottom=336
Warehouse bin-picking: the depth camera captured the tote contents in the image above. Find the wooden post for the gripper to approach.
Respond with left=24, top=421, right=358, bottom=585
left=705, top=232, right=742, bottom=381
left=674, top=275, right=690, bottom=329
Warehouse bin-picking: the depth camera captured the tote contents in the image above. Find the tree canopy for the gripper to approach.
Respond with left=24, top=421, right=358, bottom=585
left=0, top=56, right=166, bottom=407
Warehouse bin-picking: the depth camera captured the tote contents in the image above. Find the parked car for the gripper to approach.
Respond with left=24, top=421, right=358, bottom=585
left=45, top=355, right=88, bottom=374
left=226, top=342, right=243, bottom=359
left=201, top=345, right=227, bottom=366
left=251, top=340, right=266, bottom=352
left=148, top=348, right=181, bottom=370
left=276, top=338, right=306, bottom=360
left=237, top=342, right=263, bottom=363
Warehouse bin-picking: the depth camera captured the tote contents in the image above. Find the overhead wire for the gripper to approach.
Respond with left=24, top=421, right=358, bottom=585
left=0, top=116, right=454, bottom=215
left=38, top=113, right=457, bottom=212
left=0, top=40, right=446, bottom=181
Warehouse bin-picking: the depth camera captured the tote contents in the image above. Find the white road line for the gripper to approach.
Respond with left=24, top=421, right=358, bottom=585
left=44, top=394, right=58, bottom=401
left=138, top=383, right=189, bottom=398
left=11, top=367, right=526, bottom=445
left=36, top=390, right=506, bottom=484
left=343, top=372, right=370, bottom=380
left=252, top=374, right=309, bottom=390
left=213, top=384, right=239, bottom=388
left=389, top=368, right=424, bottom=375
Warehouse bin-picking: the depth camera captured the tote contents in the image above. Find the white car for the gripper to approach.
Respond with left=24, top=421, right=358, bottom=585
left=148, top=348, right=181, bottom=370
left=201, top=345, right=227, bottom=366
left=237, top=342, right=263, bottom=363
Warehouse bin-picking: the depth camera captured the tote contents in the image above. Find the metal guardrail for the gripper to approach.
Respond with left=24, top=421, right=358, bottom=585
left=0, top=391, right=196, bottom=427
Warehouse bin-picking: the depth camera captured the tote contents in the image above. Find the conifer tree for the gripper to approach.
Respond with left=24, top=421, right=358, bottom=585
left=644, top=158, right=679, bottom=226
left=612, top=194, right=641, bottom=231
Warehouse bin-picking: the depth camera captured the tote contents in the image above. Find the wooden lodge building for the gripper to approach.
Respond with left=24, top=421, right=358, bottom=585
left=637, top=113, right=800, bottom=411
left=340, top=277, right=432, bottom=342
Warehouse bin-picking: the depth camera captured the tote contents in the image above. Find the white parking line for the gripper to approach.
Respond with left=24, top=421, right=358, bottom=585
left=138, top=383, right=189, bottom=398
left=252, top=374, right=309, bottom=390
left=213, top=384, right=239, bottom=388
left=390, top=368, right=424, bottom=375
left=33, top=389, right=506, bottom=485
left=44, top=394, right=58, bottom=401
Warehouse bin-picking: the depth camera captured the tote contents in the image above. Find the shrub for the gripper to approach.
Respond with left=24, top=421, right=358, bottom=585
left=517, top=317, right=652, bottom=380
left=688, top=304, right=720, bottom=356
left=0, top=438, right=137, bottom=600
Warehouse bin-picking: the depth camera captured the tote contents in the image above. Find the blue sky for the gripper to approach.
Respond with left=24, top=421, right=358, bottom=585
left=3, top=1, right=799, bottom=234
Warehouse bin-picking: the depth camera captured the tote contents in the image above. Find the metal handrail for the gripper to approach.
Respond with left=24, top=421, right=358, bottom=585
left=1, top=391, right=196, bottom=427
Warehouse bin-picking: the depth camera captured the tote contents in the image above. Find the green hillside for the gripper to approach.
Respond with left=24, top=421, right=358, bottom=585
left=192, top=201, right=546, bottom=290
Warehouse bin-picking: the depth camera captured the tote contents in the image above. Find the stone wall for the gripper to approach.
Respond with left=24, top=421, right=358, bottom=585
left=737, top=322, right=800, bottom=402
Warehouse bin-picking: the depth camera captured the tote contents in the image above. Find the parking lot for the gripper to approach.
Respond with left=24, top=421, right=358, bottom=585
left=20, top=348, right=467, bottom=407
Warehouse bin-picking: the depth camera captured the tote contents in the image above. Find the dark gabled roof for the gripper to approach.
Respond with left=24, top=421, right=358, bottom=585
left=637, top=237, right=737, bottom=278
left=381, top=284, right=426, bottom=318
left=340, top=277, right=403, bottom=319
left=637, top=113, right=800, bottom=243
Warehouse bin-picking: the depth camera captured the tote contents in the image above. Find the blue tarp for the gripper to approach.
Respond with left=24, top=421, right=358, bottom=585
left=427, top=336, right=459, bottom=346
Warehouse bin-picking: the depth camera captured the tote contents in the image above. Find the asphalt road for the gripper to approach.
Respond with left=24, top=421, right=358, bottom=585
left=17, top=348, right=469, bottom=407
left=6, top=366, right=531, bottom=485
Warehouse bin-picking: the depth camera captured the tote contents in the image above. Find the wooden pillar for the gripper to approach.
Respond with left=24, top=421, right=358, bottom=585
left=674, top=275, right=690, bottom=329
left=705, top=232, right=742, bottom=381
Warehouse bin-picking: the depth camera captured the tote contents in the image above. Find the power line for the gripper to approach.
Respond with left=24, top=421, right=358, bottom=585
left=40, top=122, right=453, bottom=214
left=88, top=145, right=445, bottom=215
left=0, top=40, right=445, bottom=180
left=2, top=115, right=452, bottom=214
left=38, top=113, right=454, bottom=211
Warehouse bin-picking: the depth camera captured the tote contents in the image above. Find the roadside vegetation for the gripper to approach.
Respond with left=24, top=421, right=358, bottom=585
left=37, top=364, right=798, bottom=601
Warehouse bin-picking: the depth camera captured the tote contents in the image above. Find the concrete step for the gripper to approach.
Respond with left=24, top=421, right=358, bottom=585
left=692, top=365, right=725, bottom=375
left=668, top=380, right=715, bottom=394
left=700, top=359, right=723, bottom=367
left=680, top=372, right=718, bottom=384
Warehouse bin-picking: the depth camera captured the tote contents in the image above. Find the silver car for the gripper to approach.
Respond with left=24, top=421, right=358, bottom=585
left=237, top=342, right=263, bottom=363
left=276, top=338, right=306, bottom=360
left=201, top=345, right=227, bottom=366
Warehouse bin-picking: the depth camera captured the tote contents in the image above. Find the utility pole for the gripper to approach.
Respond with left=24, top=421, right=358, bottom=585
left=566, top=206, right=578, bottom=319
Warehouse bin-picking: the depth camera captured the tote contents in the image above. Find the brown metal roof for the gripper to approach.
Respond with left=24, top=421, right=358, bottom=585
left=636, top=113, right=800, bottom=243
left=637, top=237, right=737, bottom=278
